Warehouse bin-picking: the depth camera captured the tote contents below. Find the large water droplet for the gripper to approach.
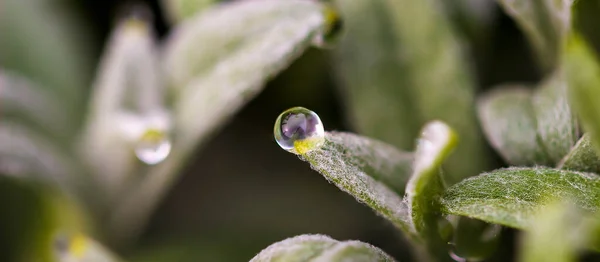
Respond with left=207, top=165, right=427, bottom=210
left=135, top=129, right=171, bottom=165
left=274, top=107, right=325, bottom=154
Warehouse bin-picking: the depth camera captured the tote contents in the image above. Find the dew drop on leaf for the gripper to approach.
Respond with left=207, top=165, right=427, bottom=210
left=135, top=129, right=172, bottom=165
left=274, top=107, right=325, bottom=155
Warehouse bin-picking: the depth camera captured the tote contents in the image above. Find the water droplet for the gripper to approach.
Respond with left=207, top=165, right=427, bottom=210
left=135, top=129, right=172, bottom=165
left=312, top=5, right=343, bottom=49
left=274, top=107, right=325, bottom=154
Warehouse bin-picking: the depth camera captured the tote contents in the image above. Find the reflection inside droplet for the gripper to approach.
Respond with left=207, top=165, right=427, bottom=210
left=135, top=129, right=172, bottom=165
left=274, top=107, right=325, bottom=154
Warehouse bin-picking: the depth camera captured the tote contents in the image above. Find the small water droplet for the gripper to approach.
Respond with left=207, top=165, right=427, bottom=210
left=135, top=129, right=171, bottom=165
left=274, top=107, right=325, bottom=154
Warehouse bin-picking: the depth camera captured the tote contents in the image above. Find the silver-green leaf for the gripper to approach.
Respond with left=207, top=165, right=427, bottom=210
left=441, top=167, right=600, bottom=229
left=558, top=134, right=600, bottom=173
left=477, top=87, right=549, bottom=166
left=161, top=0, right=217, bottom=24
left=405, top=121, right=458, bottom=260
left=300, top=132, right=413, bottom=233
left=250, top=234, right=396, bottom=262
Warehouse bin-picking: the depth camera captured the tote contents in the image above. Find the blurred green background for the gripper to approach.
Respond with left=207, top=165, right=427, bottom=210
left=0, top=0, right=569, bottom=260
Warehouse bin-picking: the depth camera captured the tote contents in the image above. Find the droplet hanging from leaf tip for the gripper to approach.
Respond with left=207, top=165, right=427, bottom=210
left=135, top=128, right=172, bottom=165
left=312, top=4, right=343, bottom=49
left=274, top=107, right=325, bottom=155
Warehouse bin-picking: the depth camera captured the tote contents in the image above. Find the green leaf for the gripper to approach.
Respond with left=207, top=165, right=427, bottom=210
left=0, top=0, right=94, bottom=124
left=0, top=176, right=88, bottom=262
left=477, top=87, right=549, bottom=166
left=331, top=0, right=419, bottom=150
left=440, top=167, right=600, bottom=229
left=0, top=70, right=73, bottom=145
left=405, top=121, right=457, bottom=260
left=566, top=34, right=600, bottom=157
left=449, top=217, right=501, bottom=261
left=558, top=134, right=600, bottom=173
left=298, top=132, right=412, bottom=232
left=519, top=201, right=585, bottom=262
left=478, top=68, right=579, bottom=167
left=332, top=0, right=490, bottom=184
left=496, top=0, right=572, bottom=71
left=531, top=71, right=578, bottom=163
left=294, top=121, right=457, bottom=260
left=249, top=234, right=396, bottom=262
left=109, top=0, right=332, bottom=245
left=80, top=15, right=167, bottom=199
left=161, top=0, right=217, bottom=24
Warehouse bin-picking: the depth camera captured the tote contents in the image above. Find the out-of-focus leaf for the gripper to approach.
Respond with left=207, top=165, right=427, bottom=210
left=478, top=69, right=577, bottom=167
left=496, top=0, right=572, bottom=71
left=54, top=233, right=122, bottom=262
left=477, top=87, right=549, bottom=166
left=440, top=167, right=600, bottom=229
left=0, top=0, right=93, bottom=126
left=559, top=134, right=600, bottom=173
left=0, top=70, right=73, bottom=144
left=332, top=0, right=418, bottom=150
left=519, top=201, right=586, bottom=262
left=450, top=217, right=501, bottom=261
left=566, top=34, right=600, bottom=157
left=441, top=0, right=497, bottom=42
left=249, top=234, right=396, bottom=262
left=297, top=132, right=413, bottom=233
left=405, top=121, right=457, bottom=260
left=80, top=14, right=167, bottom=197
left=531, top=71, right=578, bottom=163
left=333, top=0, right=489, bottom=185
left=572, top=0, right=600, bottom=56
left=385, top=0, right=489, bottom=185
left=0, top=122, right=78, bottom=190
left=161, top=0, right=217, bottom=24
left=110, top=0, right=333, bottom=245
left=0, top=176, right=88, bottom=262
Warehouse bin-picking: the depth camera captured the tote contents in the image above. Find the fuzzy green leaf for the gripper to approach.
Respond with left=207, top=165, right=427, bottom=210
left=299, top=132, right=413, bottom=232
left=405, top=121, right=457, bottom=260
left=250, top=234, right=396, bottom=262
left=440, top=167, right=600, bottom=229
left=477, top=87, right=549, bottom=166
left=558, top=134, right=600, bottom=173
left=109, top=0, right=332, bottom=245
left=161, top=0, right=217, bottom=24
left=496, top=0, right=572, bottom=70
left=519, top=201, right=586, bottom=262
left=566, top=34, right=600, bottom=158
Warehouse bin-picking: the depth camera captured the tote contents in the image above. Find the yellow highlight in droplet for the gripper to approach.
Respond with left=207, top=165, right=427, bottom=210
left=69, top=234, right=88, bottom=259
left=140, top=129, right=165, bottom=143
